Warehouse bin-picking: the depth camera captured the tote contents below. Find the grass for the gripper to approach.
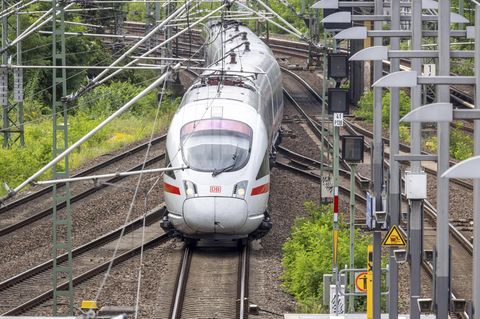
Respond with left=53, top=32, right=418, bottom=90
left=0, top=98, right=178, bottom=198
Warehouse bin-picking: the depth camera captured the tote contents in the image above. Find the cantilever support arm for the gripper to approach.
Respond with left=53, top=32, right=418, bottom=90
left=0, top=66, right=179, bottom=203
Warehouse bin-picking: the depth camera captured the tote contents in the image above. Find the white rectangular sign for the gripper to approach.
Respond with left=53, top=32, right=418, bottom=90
left=423, top=64, right=436, bottom=76
left=329, top=284, right=345, bottom=314
left=333, top=113, right=344, bottom=127
left=321, top=175, right=333, bottom=202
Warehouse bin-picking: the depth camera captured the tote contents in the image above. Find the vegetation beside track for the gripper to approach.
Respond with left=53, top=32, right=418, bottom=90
left=425, top=123, right=474, bottom=160
left=1, top=3, right=181, bottom=197
left=281, top=202, right=370, bottom=313
left=0, top=81, right=179, bottom=197
left=354, top=89, right=474, bottom=160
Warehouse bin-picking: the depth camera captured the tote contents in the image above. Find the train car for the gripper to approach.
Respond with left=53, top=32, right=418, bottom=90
left=160, top=20, right=283, bottom=240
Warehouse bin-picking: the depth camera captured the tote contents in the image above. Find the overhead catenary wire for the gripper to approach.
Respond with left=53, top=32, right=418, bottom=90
left=17, top=7, right=115, bottom=14
left=0, top=0, right=38, bottom=19
left=88, top=0, right=193, bottom=86
left=0, top=2, right=75, bottom=52
left=94, top=77, right=170, bottom=304
left=236, top=1, right=304, bottom=40
left=254, top=0, right=302, bottom=36
left=94, top=2, right=228, bottom=86
left=14, top=71, right=164, bottom=129
left=132, top=77, right=169, bottom=319
left=1, top=65, right=179, bottom=202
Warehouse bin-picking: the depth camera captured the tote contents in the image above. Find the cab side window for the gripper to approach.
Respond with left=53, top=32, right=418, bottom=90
left=164, top=151, right=176, bottom=179
left=256, top=150, right=270, bottom=180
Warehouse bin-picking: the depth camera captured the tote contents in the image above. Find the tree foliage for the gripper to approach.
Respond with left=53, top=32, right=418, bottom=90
left=0, top=82, right=180, bottom=196
left=281, top=202, right=371, bottom=313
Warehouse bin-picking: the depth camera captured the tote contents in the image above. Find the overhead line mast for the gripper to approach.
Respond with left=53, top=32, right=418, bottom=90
left=0, top=0, right=25, bottom=147
left=51, top=0, right=73, bottom=314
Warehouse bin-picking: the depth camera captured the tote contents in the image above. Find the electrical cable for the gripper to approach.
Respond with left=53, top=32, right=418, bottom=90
left=94, top=65, right=172, bottom=302
left=132, top=77, right=169, bottom=319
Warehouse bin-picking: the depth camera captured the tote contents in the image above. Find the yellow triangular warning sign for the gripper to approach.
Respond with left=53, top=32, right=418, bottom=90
left=382, top=225, right=406, bottom=247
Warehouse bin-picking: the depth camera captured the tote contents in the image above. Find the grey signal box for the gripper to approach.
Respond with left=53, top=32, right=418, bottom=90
left=328, top=88, right=349, bottom=114
left=342, top=135, right=364, bottom=163
left=328, top=53, right=349, bottom=80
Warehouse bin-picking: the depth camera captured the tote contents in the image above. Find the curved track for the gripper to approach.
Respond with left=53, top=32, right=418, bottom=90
left=281, top=67, right=474, bottom=315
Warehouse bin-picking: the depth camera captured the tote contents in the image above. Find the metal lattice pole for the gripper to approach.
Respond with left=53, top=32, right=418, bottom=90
left=1, top=0, right=9, bottom=147
left=15, top=6, right=24, bottom=147
left=1, top=0, right=25, bottom=148
left=113, top=2, right=124, bottom=52
left=51, top=0, right=73, bottom=315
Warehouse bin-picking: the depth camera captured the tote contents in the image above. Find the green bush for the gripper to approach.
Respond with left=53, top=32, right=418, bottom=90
left=281, top=202, right=371, bottom=313
left=77, top=81, right=157, bottom=116
left=425, top=123, right=473, bottom=161
left=354, top=89, right=411, bottom=126
left=0, top=82, right=180, bottom=197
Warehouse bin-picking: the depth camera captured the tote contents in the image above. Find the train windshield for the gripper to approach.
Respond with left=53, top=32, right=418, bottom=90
left=180, top=119, right=253, bottom=173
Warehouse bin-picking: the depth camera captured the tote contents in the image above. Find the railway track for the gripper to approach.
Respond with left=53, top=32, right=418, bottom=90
left=0, top=205, right=171, bottom=316
left=121, top=20, right=475, bottom=118
left=169, top=243, right=250, bottom=318
left=0, top=135, right=167, bottom=239
left=281, top=66, right=474, bottom=315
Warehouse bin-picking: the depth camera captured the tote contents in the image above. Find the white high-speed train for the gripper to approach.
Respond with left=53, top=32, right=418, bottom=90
left=160, top=20, right=284, bottom=240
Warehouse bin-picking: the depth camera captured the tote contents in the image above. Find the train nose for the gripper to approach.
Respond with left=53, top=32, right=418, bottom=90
left=183, top=197, right=248, bottom=234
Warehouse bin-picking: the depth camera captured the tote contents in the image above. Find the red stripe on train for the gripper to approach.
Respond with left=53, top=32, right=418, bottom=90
left=164, top=182, right=181, bottom=195
left=251, top=183, right=269, bottom=196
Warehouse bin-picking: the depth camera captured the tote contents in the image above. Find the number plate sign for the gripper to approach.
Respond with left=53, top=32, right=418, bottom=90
left=333, top=113, right=344, bottom=127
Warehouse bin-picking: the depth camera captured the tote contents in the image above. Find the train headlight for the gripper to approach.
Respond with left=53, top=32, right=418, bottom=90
left=233, top=181, right=248, bottom=198
left=184, top=181, right=198, bottom=198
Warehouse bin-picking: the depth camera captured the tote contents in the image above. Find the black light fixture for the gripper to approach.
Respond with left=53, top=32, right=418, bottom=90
left=328, top=53, right=349, bottom=80
left=328, top=88, right=349, bottom=114
left=342, top=135, right=364, bottom=163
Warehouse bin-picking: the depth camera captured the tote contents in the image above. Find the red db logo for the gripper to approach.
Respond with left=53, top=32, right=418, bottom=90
left=210, top=185, right=221, bottom=193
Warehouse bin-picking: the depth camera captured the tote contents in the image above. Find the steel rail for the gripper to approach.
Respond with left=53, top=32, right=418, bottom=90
left=282, top=68, right=474, bottom=312
left=281, top=67, right=370, bottom=186
left=345, top=120, right=475, bottom=191
left=0, top=205, right=166, bottom=292
left=277, top=145, right=360, bottom=181
left=0, top=151, right=166, bottom=237
left=275, top=157, right=366, bottom=203
left=0, top=205, right=170, bottom=316
left=276, top=160, right=471, bottom=312
left=0, top=134, right=166, bottom=213
left=169, top=246, right=193, bottom=319
left=237, top=243, right=250, bottom=319
left=283, top=63, right=474, bottom=192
